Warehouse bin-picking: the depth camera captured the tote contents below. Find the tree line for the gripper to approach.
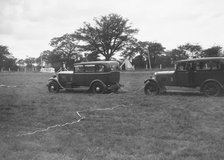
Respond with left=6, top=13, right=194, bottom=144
left=1, top=13, right=223, bottom=71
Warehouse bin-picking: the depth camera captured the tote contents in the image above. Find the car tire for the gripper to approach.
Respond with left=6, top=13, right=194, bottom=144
left=202, top=82, right=221, bottom=97
left=91, top=82, right=105, bottom=94
left=144, top=82, right=159, bottom=95
left=48, top=81, right=59, bottom=93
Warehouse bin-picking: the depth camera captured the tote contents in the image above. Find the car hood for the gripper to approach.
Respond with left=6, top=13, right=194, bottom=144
left=155, top=71, right=175, bottom=75
left=58, top=71, right=73, bottom=74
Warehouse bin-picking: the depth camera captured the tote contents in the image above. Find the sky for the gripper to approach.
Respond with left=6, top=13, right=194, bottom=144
left=0, top=0, right=224, bottom=59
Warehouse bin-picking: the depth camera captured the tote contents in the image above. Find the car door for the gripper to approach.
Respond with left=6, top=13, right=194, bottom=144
left=175, top=61, right=192, bottom=87
left=73, top=65, right=86, bottom=86
left=83, top=64, right=97, bottom=85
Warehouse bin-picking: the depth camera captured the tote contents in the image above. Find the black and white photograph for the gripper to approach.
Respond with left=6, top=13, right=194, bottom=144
left=0, top=0, right=224, bottom=159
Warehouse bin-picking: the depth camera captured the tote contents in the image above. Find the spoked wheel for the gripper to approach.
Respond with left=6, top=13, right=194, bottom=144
left=144, top=82, right=159, bottom=95
left=48, top=81, right=59, bottom=93
left=202, top=82, right=221, bottom=97
left=91, top=82, right=105, bottom=94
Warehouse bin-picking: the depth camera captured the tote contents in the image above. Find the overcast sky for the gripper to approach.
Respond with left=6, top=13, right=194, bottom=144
left=0, top=0, right=224, bottom=59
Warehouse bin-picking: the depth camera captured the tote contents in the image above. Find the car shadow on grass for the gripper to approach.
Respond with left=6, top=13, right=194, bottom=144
left=59, top=88, right=90, bottom=94
left=58, top=89, right=124, bottom=94
left=161, top=91, right=203, bottom=97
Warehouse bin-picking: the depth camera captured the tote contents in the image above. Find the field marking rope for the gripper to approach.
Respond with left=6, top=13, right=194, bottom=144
left=14, top=84, right=144, bottom=137
left=16, top=111, right=84, bottom=137
left=119, top=86, right=144, bottom=94
left=0, top=84, right=17, bottom=88
left=16, top=105, right=125, bottom=137
left=132, top=86, right=145, bottom=93
left=118, top=81, right=145, bottom=94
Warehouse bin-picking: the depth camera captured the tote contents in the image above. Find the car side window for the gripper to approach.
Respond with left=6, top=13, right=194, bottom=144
left=75, top=65, right=84, bottom=73
left=207, top=61, right=217, bottom=70
left=176, top=62, right=187, bottom=71
left=195, top=60, right=222, bottom=71
left=96, top=64, right=105, bottom=72
left=85, top=65, right=95, bottom=73
left=186, top=61, right=195, bottom=71
left=195, top=61, right=205, bottom=70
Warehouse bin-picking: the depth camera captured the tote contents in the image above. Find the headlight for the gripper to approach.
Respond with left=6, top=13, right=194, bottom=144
left=149, top=75, right=156, bottom=79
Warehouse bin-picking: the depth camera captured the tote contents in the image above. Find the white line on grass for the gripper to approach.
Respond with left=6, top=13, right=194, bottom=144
left=0, top=84, right=17, bottom=88
left=16, top=104, right=126, bottom=137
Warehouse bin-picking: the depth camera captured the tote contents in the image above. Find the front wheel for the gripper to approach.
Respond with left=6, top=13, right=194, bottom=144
left=202, top=82, right=221, bottom=97
left=91, top=82, right=105, bottom=94
left=144, top=82, right=159, bottom=95
left=48, top=81, right=59, bottom=93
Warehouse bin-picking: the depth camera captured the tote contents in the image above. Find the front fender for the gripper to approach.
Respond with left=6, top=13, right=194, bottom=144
left=144, top=78, right=167, bottom=93
left=144, top=78, right=158, bottom=85
left=144, top=78, right=161, bottom=88
left=47, top=77, right=64, bottom=89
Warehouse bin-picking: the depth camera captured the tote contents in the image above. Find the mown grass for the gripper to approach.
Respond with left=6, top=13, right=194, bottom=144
left=0, top=71, right=224, bottom=160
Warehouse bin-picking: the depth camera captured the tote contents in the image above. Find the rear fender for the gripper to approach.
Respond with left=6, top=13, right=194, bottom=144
left=90, top=79, right=106, bottom=89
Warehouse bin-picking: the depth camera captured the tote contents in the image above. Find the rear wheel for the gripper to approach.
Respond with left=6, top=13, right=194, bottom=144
left=144, top=82, right=159, bottom=95
left=48, top=81, right=59, bottom=93
left=202, top=82, right=221, bottom=96
left=91, top=82, right=105, bottom=94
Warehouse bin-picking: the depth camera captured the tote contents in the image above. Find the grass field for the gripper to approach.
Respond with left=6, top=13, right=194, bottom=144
left=0, top=71, right=224, bottom=160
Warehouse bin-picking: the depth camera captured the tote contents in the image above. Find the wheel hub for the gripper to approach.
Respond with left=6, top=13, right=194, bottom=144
left=51, top=86, right=55, bottom=90
left=96, top=87, right=100, bottom=92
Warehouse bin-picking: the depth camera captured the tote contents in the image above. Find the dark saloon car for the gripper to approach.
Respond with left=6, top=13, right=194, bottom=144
left=47, top=61, right=121, bottom=93
left=144, top=57, right=224, bottom=96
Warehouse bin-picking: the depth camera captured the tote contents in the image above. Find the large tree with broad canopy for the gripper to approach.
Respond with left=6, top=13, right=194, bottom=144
left=73, top=13, right=138, bottom=60
left=50, top=33, right=82, bottom=69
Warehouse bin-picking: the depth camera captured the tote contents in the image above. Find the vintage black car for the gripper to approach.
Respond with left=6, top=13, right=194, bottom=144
left=47, top=61, right=121, bottom=93
left=144, top=57, right=224, bottom=96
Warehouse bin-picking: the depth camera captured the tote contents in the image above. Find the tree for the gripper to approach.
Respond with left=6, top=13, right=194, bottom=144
left=24, top=57, right=35, bottom=67
left=0, top=45, right=10, bottom=71
left=122, top=41, right=165, bottom=68
left=40, top=50, right=63, bottom=71
left=178, top=43, right=202, bottom=58
left=84, top=51, right=100, bottom=61
left=166, top=49, right=189, bottom=64
left=134, top=41, right=165, bottom=68
left=201, top=46, right=223, bottom=57
left=16, top=59, right=26, bottom=71
left=24, top=57, right=36, bottom=71
left=0, top=45, right=10, bottom=58
left=156, top=55, right=173, bottom=68
left=132, top=54, right=146, bottom=69
left=74, top=13, right=138, bottom=60
left=120, top=38, right=139, bottom=59
left=36, top=50, right=52, bottom=67
left=145, top=42, right=165, bottom=68
left=50, top=33, right=81, bottom=69
left=165, top=43, right=202, bottom=64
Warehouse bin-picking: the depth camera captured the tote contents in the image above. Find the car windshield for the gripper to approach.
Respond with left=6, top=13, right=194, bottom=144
left=74, top=65, right=84, bottom=72
left=176, top=62, right=187, bottom=71
left=110, top=63, right=120, bottom=71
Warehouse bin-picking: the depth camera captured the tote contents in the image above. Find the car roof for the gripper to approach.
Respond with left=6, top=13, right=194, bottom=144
left=176, top=57, right=224, bottom=63
left=75, top=61, right=119, bottom=65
